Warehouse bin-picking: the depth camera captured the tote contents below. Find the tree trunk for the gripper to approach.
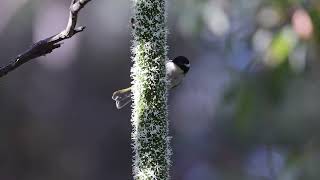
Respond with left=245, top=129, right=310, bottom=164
left=131, top=0, right=170, bottom=179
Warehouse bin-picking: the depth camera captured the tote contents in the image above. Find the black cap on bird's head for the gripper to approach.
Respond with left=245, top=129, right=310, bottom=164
left=171, top=56, right=190, bottom=74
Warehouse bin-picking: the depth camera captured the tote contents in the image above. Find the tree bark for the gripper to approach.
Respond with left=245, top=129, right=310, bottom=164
left=131, top=0, right=170, bottom=179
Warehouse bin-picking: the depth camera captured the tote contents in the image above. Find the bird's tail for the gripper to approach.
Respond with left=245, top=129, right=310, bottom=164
left=112, top=87, right=132, bottom=109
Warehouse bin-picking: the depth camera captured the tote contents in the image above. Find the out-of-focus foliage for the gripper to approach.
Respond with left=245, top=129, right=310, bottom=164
left=216, top=0, right=320, bottom=179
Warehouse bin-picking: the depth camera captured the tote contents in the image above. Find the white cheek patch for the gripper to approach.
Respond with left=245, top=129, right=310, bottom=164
left=185, top=63, right=190, bottom=68
left=166, top=62, right=177, bottom=72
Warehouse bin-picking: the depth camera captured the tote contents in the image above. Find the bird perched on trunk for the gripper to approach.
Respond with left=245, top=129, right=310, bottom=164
left=112, top=56, right=190, bottom=109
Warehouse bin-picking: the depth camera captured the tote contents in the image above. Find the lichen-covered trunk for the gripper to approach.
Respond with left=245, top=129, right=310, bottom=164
left=130, top=0, right=170, bottom=179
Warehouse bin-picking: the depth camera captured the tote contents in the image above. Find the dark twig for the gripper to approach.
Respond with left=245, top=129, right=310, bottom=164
left=0, top=0, right=91, bottom=78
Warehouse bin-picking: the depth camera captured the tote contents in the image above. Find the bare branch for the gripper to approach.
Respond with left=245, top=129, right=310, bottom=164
left=0, top=0, right=92, bottom=78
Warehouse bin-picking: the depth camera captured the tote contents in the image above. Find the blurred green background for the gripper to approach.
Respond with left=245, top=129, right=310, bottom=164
left=0, top=0, right=320, bottom=179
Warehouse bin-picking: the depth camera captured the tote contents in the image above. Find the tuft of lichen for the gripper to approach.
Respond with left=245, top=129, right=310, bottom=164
left=130, top=0, right=170, bottom=179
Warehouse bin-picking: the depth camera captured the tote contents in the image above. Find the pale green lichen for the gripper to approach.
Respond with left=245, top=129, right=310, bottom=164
left=130, top=0, right=170, bottom=179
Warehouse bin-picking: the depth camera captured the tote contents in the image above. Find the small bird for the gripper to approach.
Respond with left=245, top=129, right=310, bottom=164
left=112, top=56, right=190, bottom=109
